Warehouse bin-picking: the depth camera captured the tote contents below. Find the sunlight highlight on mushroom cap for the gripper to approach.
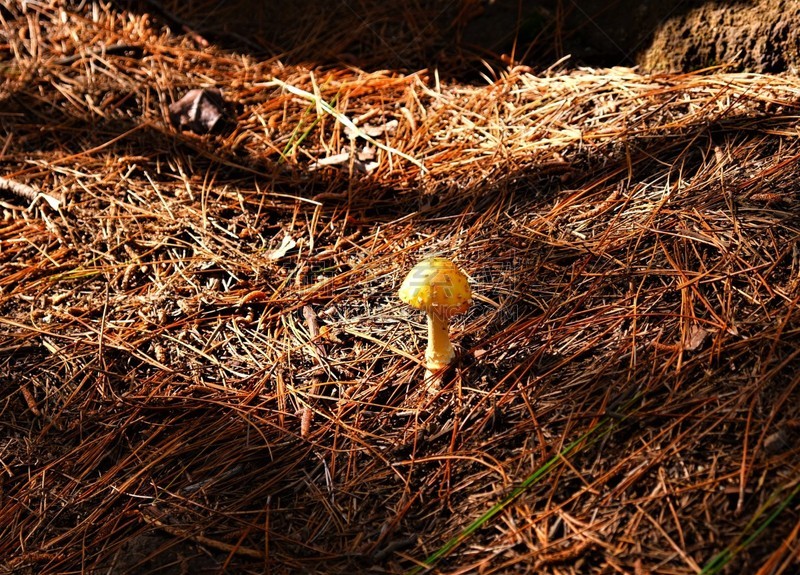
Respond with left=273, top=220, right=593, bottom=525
left=398, top=257, right=472, bottom=314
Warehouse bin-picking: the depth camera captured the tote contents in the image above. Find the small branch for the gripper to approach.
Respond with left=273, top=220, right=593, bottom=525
left=0, top=177, right=62, bottom=210
left=55, top=43, right=143, bottom=66
left=20, top=384, right=41, bottom=417
left=300, top=305, right=325, bottom=437
left=140, top=511, right=265, bottom=559
left=0, top=177, right=37, bottom=202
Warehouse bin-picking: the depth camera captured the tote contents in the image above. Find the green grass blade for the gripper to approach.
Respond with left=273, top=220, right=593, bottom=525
left=407, top=396, right=640, bottom=574
left=700, top=480, right=800, bottom=575
left=280, top=93, right=340, bottom=163
left=264, top=78, right=428, bottom=173
left=279, top=102, right=319, bottom=163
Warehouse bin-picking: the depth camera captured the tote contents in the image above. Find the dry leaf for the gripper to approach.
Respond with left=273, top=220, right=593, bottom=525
left=169, top=88, right=227, bottom=133
left=345, top=119, right=398, bottom=139
left=357, top=144, right=376, bottom=161
left=300, top=406, right=312, bottom=437
left=683, top=324, right=710, bottom=351
left=36, top=193, right=62, bottom=210
left=312, top=152, right=351, bottom=168
left=309, top=148, right=379, bottom=173
left=764, top=428, right=790, bottom=454
left=319, top=325, right=344, bottom=344
left=267, top=234, right=297, bottom=260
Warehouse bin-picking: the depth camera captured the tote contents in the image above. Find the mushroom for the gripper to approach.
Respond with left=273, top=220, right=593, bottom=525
left=398, top=257, right=472, bottom=380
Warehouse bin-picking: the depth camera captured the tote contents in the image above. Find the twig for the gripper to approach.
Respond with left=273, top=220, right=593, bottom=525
left=20, top=384, right=41, bottom=417
left=55, top=43, right=142, bottom=65
left=0, top=177, right=62, bottom=210
left=140, top=511, right=265, bottom=560
left=300, top=305, right=325, bottom=437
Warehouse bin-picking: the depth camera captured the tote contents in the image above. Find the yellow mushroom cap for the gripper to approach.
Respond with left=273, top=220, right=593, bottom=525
left=398, top=257, right=472, bottom=315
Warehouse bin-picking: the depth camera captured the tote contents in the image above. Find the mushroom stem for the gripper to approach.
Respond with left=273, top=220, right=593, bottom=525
left=398, top=257, right=471, bottom=391
left=425, top=310, right=454, bottom=372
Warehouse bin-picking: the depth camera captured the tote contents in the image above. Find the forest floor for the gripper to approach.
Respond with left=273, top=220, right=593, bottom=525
left=2, top=2, right=800, bottom=574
